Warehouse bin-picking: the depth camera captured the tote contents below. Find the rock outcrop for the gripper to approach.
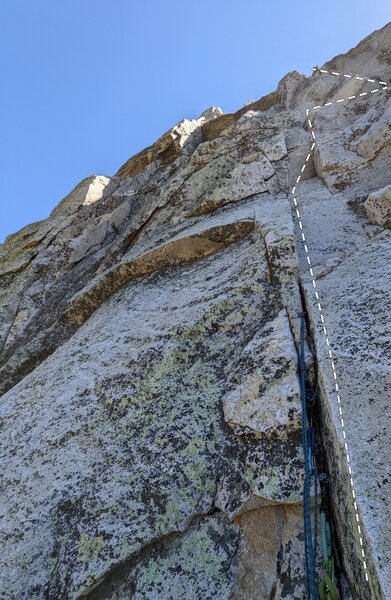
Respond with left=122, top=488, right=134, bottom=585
left=0, top=22, right=390, bottom=600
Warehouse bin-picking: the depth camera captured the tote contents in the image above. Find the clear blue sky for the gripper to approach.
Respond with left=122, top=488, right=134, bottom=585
left=1, top=1, right=390, bottom=242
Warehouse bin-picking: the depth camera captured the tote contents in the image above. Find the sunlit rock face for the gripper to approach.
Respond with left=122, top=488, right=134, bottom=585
left=0, top=22, right=390, bottom=600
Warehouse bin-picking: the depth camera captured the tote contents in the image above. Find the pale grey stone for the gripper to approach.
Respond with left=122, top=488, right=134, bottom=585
left=1, top=21, right=391, bottom=600
left=364, top=184, right=391, bottom=227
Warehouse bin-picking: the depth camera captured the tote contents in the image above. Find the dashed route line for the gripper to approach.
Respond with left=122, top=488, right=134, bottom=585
left=312, top=66, right=388, bottom=87
left=310, top=67, right=389, bottom=110
left=291, top=69, right=389, bottom=587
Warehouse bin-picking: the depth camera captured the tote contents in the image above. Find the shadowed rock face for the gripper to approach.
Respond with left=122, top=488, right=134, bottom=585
left=0, top=21, right=391, bottom=600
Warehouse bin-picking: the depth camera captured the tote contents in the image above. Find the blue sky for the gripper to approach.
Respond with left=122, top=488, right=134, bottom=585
left=0, top=1, right=390, bottom=242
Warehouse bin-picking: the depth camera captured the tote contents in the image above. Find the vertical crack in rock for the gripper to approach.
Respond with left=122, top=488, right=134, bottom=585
left=1, top=21, right=391, bottom=600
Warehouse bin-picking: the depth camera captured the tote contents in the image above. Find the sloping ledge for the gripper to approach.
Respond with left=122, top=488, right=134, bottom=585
left=64, top=220, right=255, bottom=325
left=0, top=220, right=254, bottom=397
left=201, top=91, right=280, bottom=142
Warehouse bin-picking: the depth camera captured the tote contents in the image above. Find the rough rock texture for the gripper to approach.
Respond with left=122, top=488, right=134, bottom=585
left=1, top=22, right=391, bottom=600
left=363, top=184, right=391, bottom=226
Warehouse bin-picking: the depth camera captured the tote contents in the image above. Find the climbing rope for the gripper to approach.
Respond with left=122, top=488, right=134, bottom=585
left=300, top=314, right=340, bottom=600
left=300, top=314, right=319, bottom=599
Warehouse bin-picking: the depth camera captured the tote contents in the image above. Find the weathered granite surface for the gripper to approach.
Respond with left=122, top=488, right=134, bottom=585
left=0, top=21, right=390, bottom=600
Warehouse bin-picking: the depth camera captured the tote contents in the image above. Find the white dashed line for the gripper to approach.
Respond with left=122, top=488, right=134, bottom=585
left=309, top=68, right=388, bottom=112
left=312, top=67, right=388, bottom=88
left=292, top=68, right=390, bottom=585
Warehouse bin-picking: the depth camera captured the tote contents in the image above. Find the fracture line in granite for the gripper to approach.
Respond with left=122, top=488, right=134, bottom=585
left=291, top=69, right=389, bottom=585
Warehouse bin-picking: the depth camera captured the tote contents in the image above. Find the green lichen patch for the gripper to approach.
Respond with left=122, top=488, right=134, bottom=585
left=78, top=534, right=106, bottom=564
left=86, top=514, right=239, bottom=600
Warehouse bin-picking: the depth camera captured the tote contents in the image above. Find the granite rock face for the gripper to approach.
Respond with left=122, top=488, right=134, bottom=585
left=363, top=184, right=391, bottom=227
left=1, top=22, right=391, bottom=600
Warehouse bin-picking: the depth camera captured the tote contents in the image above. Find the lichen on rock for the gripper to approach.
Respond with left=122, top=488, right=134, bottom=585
left=1, top=21, right=391, bottom=600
